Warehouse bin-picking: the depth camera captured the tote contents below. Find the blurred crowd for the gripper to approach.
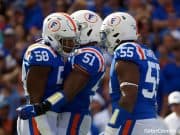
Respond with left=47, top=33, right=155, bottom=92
left=0, top=0, right=179, bottom=135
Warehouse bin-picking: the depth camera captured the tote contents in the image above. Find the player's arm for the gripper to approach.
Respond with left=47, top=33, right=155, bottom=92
left=45, top=66, right=91, bottom=109
left=32, top=65, right=90, bottom=114
left=63, top=65, right=90, bottom=101
left=27, top=66, right=51, bottom=103
left=116, top=60, right=139, bottom=113
left=16, top=47, right=55, bottom=119
left=16, top=66, right=51, bottom=119
left=26, top=47, right=53, bottom=103
left=105, top=61, right=139, bottom=135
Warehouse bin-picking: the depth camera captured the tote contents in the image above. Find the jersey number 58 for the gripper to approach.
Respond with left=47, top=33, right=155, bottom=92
left=34, top=51, right=49, bottom=61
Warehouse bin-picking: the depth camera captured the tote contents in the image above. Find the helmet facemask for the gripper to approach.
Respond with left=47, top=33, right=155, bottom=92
left=75, top=20, right=93, bottom=45
left=60, top=37, right=77, bottom=54
left=100, top=28, right=121, bottom=54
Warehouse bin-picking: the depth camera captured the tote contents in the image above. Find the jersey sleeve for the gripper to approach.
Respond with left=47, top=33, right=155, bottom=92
left=114, top=43, right=146, bottom=64
left=72, top=48, right=105, bottom=75
left=24, top=45, right=57, bottom=67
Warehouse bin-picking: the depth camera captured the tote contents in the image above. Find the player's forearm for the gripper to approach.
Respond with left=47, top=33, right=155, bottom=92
left=21, top=91, right=68, bottom=117
left=26, top=66, right=51, bottom=103
left=63, top=66, right=90, bottom=101
left=28, top=88, right=43, bottom=103
left=16, top=92, right=66, bottom=120
left=31, top=67, right=90, bottom=113
left=104, top=104, right=132, bottom=135
left=119, top=96, right=137, bottom=113
left=119, top=84, right=138, bottom=113
left=104, top=86, right=138, bottom=135
left=28, top=91, right=44, bottom=104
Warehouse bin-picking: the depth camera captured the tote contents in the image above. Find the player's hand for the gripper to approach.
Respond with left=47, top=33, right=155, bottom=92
left=17, top=101, right=51, bottom=120
left=16, top=104, right=37, bottom=120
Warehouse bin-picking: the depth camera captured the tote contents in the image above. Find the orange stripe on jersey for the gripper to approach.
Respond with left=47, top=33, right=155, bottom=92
left=63, top=14, right=77, bottom=32
left=81, top=48, right=104, bottom=72
left=32, top=118, right=40, bottom=135
left=70, top=114, right=81, bottom=135
left=25, top=44, right=57, bottom=58
left=136, top=45, right=145, bottom=60
left=74, top=64, right=89, bottom=76
left=122, top=120, right=132, bottom=135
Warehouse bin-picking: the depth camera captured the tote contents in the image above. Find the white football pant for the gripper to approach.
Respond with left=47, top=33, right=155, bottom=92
left=17, top=111, right=91, bottom=135
left=104, top=118, right=169, bottom=135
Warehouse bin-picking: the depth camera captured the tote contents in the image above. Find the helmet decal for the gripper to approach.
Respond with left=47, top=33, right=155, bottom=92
left=84, top=13, right=98, bottom=23
left=108, top=16, right=121, bottom=26
left=48, top=19, right=61, bottom=32
left=64, top=14, right=77, bottom=32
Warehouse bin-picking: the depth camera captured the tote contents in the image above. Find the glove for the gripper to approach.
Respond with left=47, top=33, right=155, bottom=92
left=16, top=101, right=51, bottom=120
left=16, top=104, right=37, bottom=120
left=16, top=91, right=66, bottom=120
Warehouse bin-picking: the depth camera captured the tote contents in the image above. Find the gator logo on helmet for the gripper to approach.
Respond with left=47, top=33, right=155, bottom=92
left=48, top=19, right=61, bottom=32
left=108, top=16, right=121, bottom=26
left=84, top=13, right=98, bottom=23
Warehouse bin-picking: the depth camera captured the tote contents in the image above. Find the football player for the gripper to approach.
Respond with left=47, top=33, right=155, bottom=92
left=17, top=10, right=105, bottom=135
left=100, top=12, right=169, bottom=135
left=17, top=13, right=78, bottom=135
left=55, top=10, right=105, bottom=135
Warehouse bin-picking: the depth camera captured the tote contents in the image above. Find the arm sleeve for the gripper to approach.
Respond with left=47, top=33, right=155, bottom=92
left=28, top=48, right=55, bottom=67
left=72, top=51, right=104, bottom=76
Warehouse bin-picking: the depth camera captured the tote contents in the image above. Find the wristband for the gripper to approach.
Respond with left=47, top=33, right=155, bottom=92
left=34, top=101, right=51, bottom=115
left=46, top=91, right=67, bottom=110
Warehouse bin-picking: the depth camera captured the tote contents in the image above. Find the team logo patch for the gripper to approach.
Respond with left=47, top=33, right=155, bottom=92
left=108, top=16, right=121, bottom=26
left=84, top=13, right=98, bottom=23
left=48, top=19, right=61, bottom=32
